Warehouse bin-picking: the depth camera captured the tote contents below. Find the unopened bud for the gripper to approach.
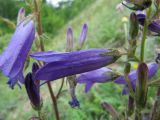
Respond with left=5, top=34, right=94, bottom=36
left=78, top=23, right=88, bottom=49
left=129, top=12, right=139, bottom=40
left=25, top=73, right=42, bottom=111
left=136, top=62, right=148, bottom=109
left=66, top=27, right=73, bottom=52
left=17, top=8, right=25, bottom=25
left=127, top=96, right=134, bottom=116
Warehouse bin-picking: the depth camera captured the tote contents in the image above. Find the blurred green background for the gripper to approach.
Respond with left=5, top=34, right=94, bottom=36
left=0, top=0, right=159, bottom=120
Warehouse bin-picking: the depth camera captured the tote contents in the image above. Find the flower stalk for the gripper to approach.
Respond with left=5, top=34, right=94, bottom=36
left=140, top=8, right=151, bottom=62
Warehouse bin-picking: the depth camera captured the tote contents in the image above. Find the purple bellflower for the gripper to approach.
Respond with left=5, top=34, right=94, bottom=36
left=25, top=63, right=41, bottom=110
left=137, top=13, right=160, bottom=34
left=30, top=49, right=120, bottom=82
left=0, top=20, right=35, bottom=88
left=77, top=67, right=120, bottom=93
left=114, top=62, right=159, bottom=95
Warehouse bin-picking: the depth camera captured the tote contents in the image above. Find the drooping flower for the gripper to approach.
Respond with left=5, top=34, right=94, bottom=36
left=0, top=20, right=35, bottom=88
left=25, top=63, right=41, bottom=110
left=30, top=49, right=121, bottom=82
left=115, top=62, right=159, bottom=95
left=77, top=67, right=120, bottom=93
left=137, top=13, right=160, bottom=34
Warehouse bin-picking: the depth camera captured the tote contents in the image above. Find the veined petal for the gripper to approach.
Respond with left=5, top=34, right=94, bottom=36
left=31, top=49, right=109, bottom=63
left=0, top=20, right=35, bottom=88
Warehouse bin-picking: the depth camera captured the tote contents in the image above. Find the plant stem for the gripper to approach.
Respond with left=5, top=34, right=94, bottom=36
left=135, top=108, right=142, bottom=120
left=140, top=19, right=147, bottom=62
left=47, top=83, right=60, bottom=120
left=140, top=8, right=151, bottom=62
left=33, top=0, right=60, bottom=120
left=56, top=78, right=65, bottom=99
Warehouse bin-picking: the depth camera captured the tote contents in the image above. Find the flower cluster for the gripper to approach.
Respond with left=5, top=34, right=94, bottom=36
left=1, top=0, right=160, bottom=119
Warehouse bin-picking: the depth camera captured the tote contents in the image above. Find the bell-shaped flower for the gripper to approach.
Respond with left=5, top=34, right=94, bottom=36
left=115, top=62, right=159, bottom=95
left=76, top=67, right=120, bottom=93
left=0, top=20, right=35, bottom=88
left=30, top=49, right=121, bottom=82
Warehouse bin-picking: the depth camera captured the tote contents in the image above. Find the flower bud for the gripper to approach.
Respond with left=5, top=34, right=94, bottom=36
left=129, top=12, right=139, bottom=40
left=66, top=27, right=73, bottom=52
left=135, top=62, right=148, bottom=109
left=17, top=8, right=25, bottom=25
left=127, top=96, right=134, bottom=116
left=25, top=73, right=41, bottom=110
left=78, top=23, right=88, bottom=49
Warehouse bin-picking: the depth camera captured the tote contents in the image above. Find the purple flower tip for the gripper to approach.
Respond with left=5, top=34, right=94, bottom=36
left=0, top=20, right=35, bottom=88
left=78, top=23, right=88, bottom=49
left=69, top=97, right=80, bottom=108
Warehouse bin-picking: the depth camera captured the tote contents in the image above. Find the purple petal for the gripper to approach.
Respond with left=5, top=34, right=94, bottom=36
left=148, top=21, right=160, bottom=33
left=137, top=13, right=160, bottom=33
left=31, top=49, right=109, bottom=63
left=0, top=20, right=35, bottom=88
left=85, top=82, right=94, bottom=93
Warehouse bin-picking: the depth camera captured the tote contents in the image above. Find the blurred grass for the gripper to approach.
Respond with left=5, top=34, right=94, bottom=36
left=0, top=0, right=159, bottom=120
